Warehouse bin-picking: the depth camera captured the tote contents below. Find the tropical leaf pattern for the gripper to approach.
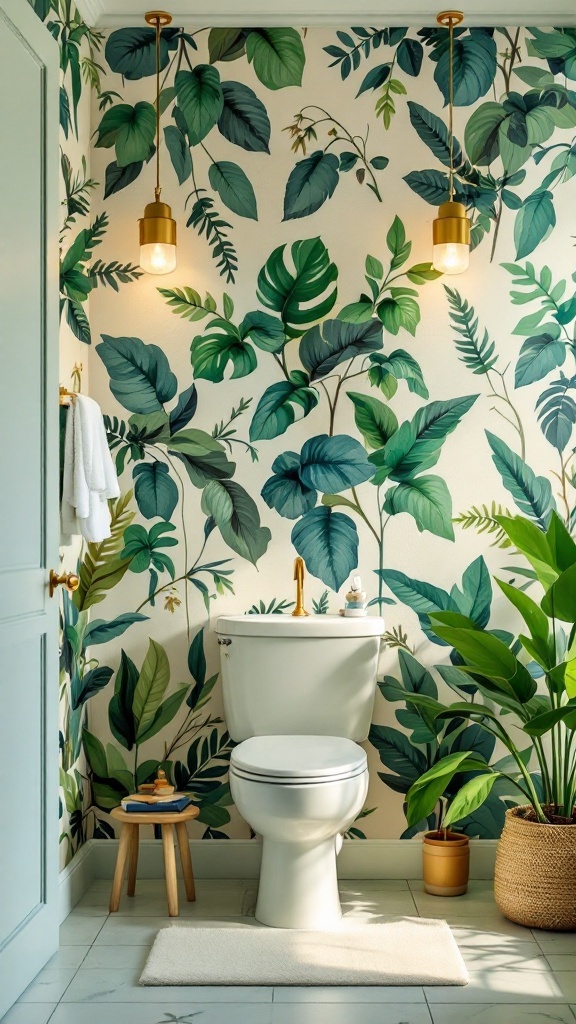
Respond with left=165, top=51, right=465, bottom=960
left=33, top=1, right=576, bottom=850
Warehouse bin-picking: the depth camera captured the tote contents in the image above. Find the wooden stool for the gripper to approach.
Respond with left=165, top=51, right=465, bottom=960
left=109, top=804, right=199, bottom=917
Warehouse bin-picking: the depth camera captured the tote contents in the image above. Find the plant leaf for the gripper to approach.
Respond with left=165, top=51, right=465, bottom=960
left=175, top=66, right=224, bottom=144
left=292, top=505, right=359, bottom=590
left=97, top=336, right=177, bottom=414
left=133, top=639, right=171, bottom=742
left=191, top=318, right=256, bottom=381
left=245, top=28, right=305, bottom=89
left=443, top=772, right=501, bottom=827
left=347, top=392, right=399, bottom=449
left=283, top=151, right=340, bottom=221
left=514, top=190, right=556, bottom=260
left=133, top=462, right=178, bottom=520
left=249, top=380, right=319, bottom=441
left=383, top=475, right=454, bottom=540
left=299, top=318, right=382, bottom=380
left=95, top=102, right=156, bottom=167
left=261, top=451, right=317, bottom=520
left=208, top=160, right=258, bottom=220
left=486, top=431, right=555, bottom=527
left=164, top=124, right=192, bottom=184
left=201, top=480, right=271, bottom=564
left=218, top=80, right=270, bottom=152
left=105, top=26, right=179, bottom=80
left=299, top=434, right=374, bottom=493
left=434, top=31, right=497, bottom=106
left=257, top=237, right=338, bottom=340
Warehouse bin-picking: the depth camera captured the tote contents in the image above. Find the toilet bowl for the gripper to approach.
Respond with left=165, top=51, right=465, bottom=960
left=230, top=735, right=368, bottom=929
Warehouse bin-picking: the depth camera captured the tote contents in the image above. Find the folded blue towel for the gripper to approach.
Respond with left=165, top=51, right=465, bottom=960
left=122, top=795, right=193, bottom=813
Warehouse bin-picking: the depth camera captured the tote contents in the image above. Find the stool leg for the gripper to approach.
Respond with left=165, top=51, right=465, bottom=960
left=109, top=824, right=131, bottom=913
left=127, top=824, right=139, bottom=897
left=162, top=823, right=179, bottom=917
left=176, top=821, right=196, bottom=902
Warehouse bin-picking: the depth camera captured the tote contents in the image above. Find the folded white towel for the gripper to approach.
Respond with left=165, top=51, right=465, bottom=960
left=61, top=394, right=120, bottom=543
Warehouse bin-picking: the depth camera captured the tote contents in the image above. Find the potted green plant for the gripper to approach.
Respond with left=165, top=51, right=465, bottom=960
left=374, top=647, right=514, bottom=895
left=404, top=510, right=576, bottom=929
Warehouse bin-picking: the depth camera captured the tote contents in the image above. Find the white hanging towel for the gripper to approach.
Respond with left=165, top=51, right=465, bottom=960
left=61, top=394, right=120, bottom=543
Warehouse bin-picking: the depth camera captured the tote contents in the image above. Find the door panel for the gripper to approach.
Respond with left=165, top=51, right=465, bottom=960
left=0, top=636, right=44, bottom=938
left=0, top=8, right=44, bottom=571
left=0, top=0, right=59, bottom=1015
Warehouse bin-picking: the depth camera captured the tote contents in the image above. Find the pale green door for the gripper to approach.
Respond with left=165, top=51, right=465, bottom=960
left=0, top=0, right=59, bottom=1015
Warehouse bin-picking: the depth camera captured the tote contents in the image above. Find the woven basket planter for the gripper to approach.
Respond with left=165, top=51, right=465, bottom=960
left=495, top=806, right=576, bottom=930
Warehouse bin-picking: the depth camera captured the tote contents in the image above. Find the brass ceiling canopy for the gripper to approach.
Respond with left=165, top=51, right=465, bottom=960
left=436, top=9, right=464, bottom=27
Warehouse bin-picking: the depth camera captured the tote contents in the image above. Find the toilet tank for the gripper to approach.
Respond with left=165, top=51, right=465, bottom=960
left=216, top=614, right=384, bottom=742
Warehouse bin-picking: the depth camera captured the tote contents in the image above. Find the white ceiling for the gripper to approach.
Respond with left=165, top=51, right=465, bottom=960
left=76, top=0, right=576, bottom=28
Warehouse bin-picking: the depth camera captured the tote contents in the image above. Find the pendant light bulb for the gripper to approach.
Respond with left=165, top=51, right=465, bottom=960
left=432, top=202, right=470, bottom=274
left=432, top=11, right=470, bottom=276
left=139, top=11, right=177, bottom=276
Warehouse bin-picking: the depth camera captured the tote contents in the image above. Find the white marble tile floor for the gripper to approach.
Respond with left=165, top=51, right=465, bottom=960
left=2, top=877, right=575, bottom=1024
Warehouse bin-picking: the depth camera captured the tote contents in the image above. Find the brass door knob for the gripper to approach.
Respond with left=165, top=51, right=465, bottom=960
left=49, top=570, right=80, bottom=598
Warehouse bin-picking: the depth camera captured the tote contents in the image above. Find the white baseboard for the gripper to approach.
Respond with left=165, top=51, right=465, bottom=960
left=87, top=837, right=498, bottom=883
left=58, top=842, right=96, bottom=922
left=60, top=837, right=498, bottom=917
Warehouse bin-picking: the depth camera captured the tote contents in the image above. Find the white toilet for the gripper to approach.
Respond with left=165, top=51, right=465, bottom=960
left=216, top=613, right=384, bottom=929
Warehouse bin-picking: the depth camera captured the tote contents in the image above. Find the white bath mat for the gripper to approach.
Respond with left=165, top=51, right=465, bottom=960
left=140, top=918, right=468, bottom=986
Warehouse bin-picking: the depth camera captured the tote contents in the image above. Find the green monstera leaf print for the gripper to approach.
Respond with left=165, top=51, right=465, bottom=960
left=257, top=237, right=338, bottom=340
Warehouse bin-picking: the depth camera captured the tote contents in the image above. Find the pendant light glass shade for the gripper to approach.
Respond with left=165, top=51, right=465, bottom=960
left=432, top=11, right=470, bottom=276
left=139, top=11, right=177, bottom=276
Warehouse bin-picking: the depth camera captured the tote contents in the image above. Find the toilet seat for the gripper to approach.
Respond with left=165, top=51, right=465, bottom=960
left=230, top=735, right=367, bottom=785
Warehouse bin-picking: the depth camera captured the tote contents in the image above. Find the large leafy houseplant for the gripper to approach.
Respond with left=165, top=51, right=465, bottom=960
left=405, top=511, right=576, bottom=832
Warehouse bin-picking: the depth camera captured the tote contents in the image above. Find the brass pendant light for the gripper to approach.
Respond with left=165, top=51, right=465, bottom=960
left=139, top=10, right=177, bottom=275
left=432, top=10, right=470, bottom=275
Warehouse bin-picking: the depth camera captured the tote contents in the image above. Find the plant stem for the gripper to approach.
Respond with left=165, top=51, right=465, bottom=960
left=319, top=380, right=336, bottom=434
left=533, top=735, right=553, bottom=805
left=135, top=535, right=208, bottom=613
left=272, top=352, right=290, bottom=379
left=377, top=486, right=385, bottom=605
left=298, top=105, right=383, bottom=201
left=161, top=450, right=191, bottom=639
left=486, top=367, right=526, bottom=460
left=501, top=28, right=521, bottom=95
left=559, top=452, right=571, bottom=525
left=351, top=487, right=381, bottom=544
left=490, top=193, right=503, bottom=264
left=164, top=711, right=216, bottom=760
left=465, top=717, right=548, bottom=820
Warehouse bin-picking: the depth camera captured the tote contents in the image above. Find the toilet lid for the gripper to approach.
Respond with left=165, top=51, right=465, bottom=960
left=231, top=735, right=367, bottom=781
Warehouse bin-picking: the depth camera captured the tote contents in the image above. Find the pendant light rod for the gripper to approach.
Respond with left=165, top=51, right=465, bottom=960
left=437, top=10, right=463, bottom=201
left=431, top=10, right=469, bottom=275
left=145, top=10, right=172, bottom=201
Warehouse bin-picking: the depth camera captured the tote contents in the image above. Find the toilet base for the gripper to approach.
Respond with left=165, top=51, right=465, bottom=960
left=255, top=836, right=342, bottom=929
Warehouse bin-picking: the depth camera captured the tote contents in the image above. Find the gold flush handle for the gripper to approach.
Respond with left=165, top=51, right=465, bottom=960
left=292, top=556, right=309, bottom=617
left=49, top=570, right=80, bottom=598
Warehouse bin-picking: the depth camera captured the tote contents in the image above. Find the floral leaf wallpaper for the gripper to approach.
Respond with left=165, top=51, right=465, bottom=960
left=31, top=2, right=576, bottom=852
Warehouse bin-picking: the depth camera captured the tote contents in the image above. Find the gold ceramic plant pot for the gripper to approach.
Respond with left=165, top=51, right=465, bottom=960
left=423, top=831, right=470, bottom=896
left=495, top=806, right=576, bottom=930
